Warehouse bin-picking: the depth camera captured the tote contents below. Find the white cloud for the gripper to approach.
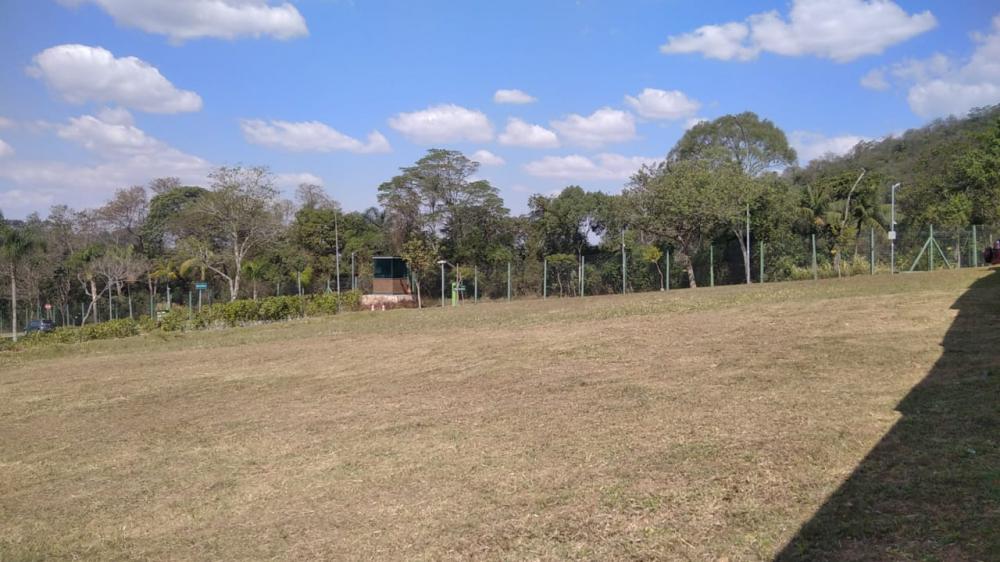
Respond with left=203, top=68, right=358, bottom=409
left=0, top=139, right=13, bottom=158
left=27, top=44, right=202, bottom=113
left=471, top=149, right=505, bottom=166
left=860, top=68, right=890, bottom=91
left=388, top=104, right=494, bottom=144
left=493, top=89, right=537, bottom=104
left=550, top=108, right=636, bottom=148
left=240, top=119, right=390, bottom=154
left=791, top=131, right=871, bottom=163
left=625, top=88, right=701, bottom=120
left=0, top=117, right=14, bottom=129
left=498, top=118, right=560, bottom=148
left=863, top=16, right=1000, bottom=118
left=274, top=172, right=324, bottom=192
left=0, top=109, right=210, bottom=213
left=661, top=0, right=936, bottom=63
left=59, top=0, right=308, bottom=43
left=523, top=153, right=657, bottom=181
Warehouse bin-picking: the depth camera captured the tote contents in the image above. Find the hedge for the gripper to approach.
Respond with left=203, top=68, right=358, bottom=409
left=0, top=290, right=364, bottom=351
left=162, top=290, right=362, bottom=331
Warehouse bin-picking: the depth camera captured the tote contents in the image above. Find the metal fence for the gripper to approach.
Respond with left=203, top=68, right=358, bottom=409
left=2, top=223, right=997, bottom=333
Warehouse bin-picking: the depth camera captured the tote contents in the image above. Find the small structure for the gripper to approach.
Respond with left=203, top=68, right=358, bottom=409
left=362, top=256, right=415, bottom=308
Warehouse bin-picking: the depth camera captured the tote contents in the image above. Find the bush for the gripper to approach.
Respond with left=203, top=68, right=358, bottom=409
left=80, top=318, right=139, bottom=341
left=159, top=308, right=191, bottom=332
left=258, top=295, right=302, bottom=321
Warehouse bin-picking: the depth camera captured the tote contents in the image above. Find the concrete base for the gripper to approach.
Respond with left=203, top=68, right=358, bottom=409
left=361, top=294, right=416, bottom=309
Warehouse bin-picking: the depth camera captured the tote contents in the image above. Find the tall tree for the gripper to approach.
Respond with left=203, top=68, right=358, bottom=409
left=182, top=166, right=282, bottom=301
left=670, top=112, right=797, bottom=282
left=378, top=149, right=509, bottom=265
left=1, top=216, right=44, bottom=341
left=97, top=186, right=148, bottom=252
left=626, top=159, right=744, bottom=287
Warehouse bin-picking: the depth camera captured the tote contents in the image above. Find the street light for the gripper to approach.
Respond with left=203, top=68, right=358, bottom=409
left=890, top=182, right=901, bottom=274
left=437, top=260, right=452, bottom=308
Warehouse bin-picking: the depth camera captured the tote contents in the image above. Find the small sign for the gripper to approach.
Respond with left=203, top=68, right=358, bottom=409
left=44, top=303, right=52, bottom=311
left=195, top=282, right=208, bottom=290
left=887, top=231, right=897, bottom=241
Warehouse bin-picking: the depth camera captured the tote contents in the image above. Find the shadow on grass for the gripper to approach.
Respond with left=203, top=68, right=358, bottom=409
left=776, top=269, right=1000, bottom=561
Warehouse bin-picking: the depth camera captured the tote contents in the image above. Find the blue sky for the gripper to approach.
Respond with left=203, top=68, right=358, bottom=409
left=1, top=0, right=999, bottom=218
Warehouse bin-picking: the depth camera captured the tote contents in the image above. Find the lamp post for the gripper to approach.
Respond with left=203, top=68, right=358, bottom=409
left=890, top=182, right=901, bottom=274
left=438, top=260, right=446, bottom=308
left=437, top=260, right=458, bottom=307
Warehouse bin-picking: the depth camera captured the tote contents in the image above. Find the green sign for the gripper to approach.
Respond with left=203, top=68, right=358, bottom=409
left=195, top=282, right=208, bottom=290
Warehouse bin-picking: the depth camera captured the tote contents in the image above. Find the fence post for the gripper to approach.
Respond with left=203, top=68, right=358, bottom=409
left=870, top=227, right=875, bottom=275
left=543, top=257, right=548, bottom=299
left=665, top=249, right=671, bottom=291
left=709, top=245, right=715, bottom=288
left=972, top=225, right=978, bottom=267
left=811, top=234, right=818, bottom=280
left=507, top=261, right=511, bottom=302
left=759, top=241, right=764, bottom=283
left=474, top=266, right=478, bottom=303
left=621, top=228, right=627, bottom=295
left=580, top=255, right=585, bottom=296
left=929, top=225, right=935, bottom=271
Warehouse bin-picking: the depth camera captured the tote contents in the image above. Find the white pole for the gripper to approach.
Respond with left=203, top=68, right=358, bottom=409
left=746, top=202, right=751, bottom=284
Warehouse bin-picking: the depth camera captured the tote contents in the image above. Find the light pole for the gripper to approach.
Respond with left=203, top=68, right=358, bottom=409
left=890, top=182, right=901, bottom=274
left=438, top=260, right=446, bottom=308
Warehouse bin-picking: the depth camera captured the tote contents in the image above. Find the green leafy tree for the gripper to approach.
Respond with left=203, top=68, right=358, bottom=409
left=639, top=244, right=665, bottom=290
left=401, top=237, right=435, bottom=308
left=670, top=112, right=797, bottom=282
left=378, top=149, right=510, bottom=267
left=0, top=215, right=44, bottom=340
left=626, top=160, right=744, bottom=287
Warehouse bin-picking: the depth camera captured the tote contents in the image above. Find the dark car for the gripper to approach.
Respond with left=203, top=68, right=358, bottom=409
left=24, top=319, right=55, bottom=334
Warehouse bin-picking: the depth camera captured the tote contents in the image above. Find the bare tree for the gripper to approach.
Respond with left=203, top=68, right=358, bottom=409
left=97, top=186, right=148, bottom=251
left=183, top=166, right=282, bottom=301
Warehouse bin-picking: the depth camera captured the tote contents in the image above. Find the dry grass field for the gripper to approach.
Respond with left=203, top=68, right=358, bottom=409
left=1, top=269, right=998, bottom=561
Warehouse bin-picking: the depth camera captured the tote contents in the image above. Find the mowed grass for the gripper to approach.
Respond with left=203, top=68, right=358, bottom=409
left=1, top=270, right=998, bottom=561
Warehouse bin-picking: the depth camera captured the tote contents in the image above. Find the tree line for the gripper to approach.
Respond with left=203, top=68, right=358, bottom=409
left=3, top=105, right=999, bottom=329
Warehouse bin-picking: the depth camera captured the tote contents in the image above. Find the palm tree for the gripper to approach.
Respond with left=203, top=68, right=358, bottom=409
left=0, top=216, right=42, bottom=342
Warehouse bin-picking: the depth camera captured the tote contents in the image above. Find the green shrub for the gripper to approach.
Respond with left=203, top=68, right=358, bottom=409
left=258, top=295, right=302, bottom=321
left=80, top=318, right=139, bottom=341
left=159, top=308, right=190, bottom=332
left=222, top=299, right=261, bottom=326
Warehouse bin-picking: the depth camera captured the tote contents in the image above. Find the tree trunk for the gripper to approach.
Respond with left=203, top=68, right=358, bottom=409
left=734, top=228, right=751, bottom=284
left=11, top=273, right=18, bottom=342
left=686, top=262, right=698, bottom=289
left=415, top=273, right=422, bottom=309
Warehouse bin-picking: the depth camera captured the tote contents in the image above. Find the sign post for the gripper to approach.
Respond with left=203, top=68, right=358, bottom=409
left=195, top=282, right=208, bottom=312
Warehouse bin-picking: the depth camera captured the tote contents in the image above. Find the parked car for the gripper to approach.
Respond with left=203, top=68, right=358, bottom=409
left=24, top=319, right=55, bottom=334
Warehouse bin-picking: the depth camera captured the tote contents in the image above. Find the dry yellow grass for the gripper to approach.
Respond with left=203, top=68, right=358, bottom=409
left=1, top=269, right=997, bottom=561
